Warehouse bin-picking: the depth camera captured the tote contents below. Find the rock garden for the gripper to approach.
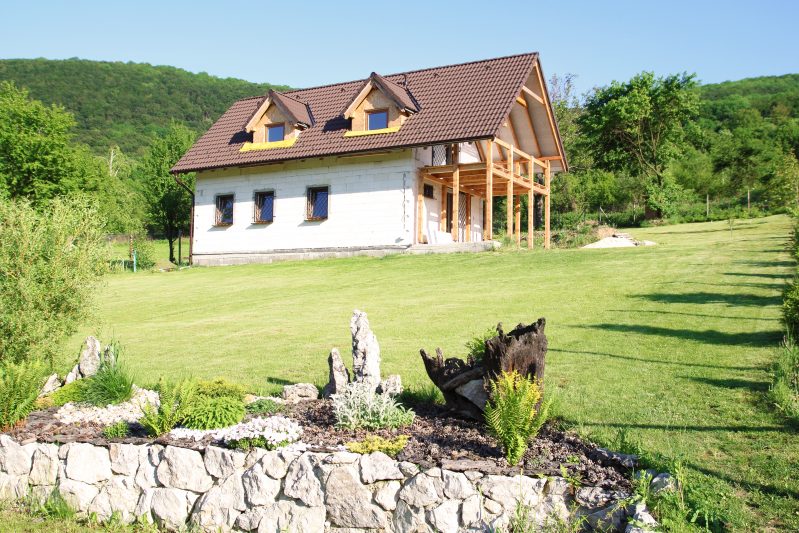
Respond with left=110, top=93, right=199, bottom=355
left=0, top=311, right=671, bottom=532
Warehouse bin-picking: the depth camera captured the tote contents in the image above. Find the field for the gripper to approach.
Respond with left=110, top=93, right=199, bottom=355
left=57, top=215, right=796, bottom=530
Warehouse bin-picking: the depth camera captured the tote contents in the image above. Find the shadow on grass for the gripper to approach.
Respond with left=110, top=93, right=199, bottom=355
left=685, top=376, right=770, bottom=392
left=562, top=419, right=788, bottom=433
left=606, top=308, right=780, bottom=321
left=582, top=323, right=782, bottom=347
left=637, top=291, right=781, bottom=307
left=687, top=461, right=799, bottom=501
left=724, top=271, right=793, bottom=280
left=734, top=259, right=795, bottom=268
left=550, top=348, right=760, bottom=371
left=656, top=280, right=787, bottom=290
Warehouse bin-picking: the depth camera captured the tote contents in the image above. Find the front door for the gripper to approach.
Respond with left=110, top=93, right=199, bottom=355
left=445, top=191, right=469, bottom=241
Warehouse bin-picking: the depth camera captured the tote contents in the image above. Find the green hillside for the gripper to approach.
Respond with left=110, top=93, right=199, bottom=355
left=0, top=58, right=289, bottom=155
left=700, top=73, right=799, bottom=120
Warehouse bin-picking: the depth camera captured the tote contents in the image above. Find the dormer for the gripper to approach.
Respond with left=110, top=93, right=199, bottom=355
left=241, top=90, right=314, bottom=151
left=343, top=72, right=419, bottom=136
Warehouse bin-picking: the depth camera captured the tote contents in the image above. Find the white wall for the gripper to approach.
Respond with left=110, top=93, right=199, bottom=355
left=193, top=151, right=416, bottom=255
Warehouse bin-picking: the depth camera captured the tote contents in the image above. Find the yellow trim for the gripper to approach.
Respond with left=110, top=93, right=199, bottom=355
left=239, top=137, right=298, bottom=152
left=343, top=126, right=401, bottom=137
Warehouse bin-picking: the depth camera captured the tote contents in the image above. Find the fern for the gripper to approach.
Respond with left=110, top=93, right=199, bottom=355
left=0, top=359, right=46, bottom=430
left=484, top=370, right=550, bottom=465
left=140, top=378, right=197, bottom=436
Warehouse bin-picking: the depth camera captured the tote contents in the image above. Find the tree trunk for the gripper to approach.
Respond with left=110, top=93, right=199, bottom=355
left=419, top=318, right=548, bottom=420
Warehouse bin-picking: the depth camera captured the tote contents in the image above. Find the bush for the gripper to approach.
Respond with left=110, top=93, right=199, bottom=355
left=0, top=197, right=107, bottom=365
left=80, top=344, right=133, bottom=406
left=221, top=416, right=302, bottom=450
left=140, top=378, right=197, bottom=437
left=484, top=371, right=551, bottom=465
left=196, top=377, right=246, bottom=400
left=131, top=233, right=155, bottom=270
left=783, top=278, right=799, bottom=339
left=465, top=327, right=497, bottom=364
left=332, top=381, right=415, bottom=430
left=246, top=398, right=286, bottom=415
left=183, top=395, right=246, bottom=430
left=0, top=359, right=46, bottom=430
left=771, top=340, right=799, bottom=423
left=50, top=380, right=89, bottom=407
left=102, top=420, right=130, bottom=439
left=346, top=435, right=409, bottom=458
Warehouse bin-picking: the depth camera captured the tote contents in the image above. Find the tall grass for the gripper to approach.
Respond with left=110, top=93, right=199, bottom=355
left=771, top=340, right=799, bottom=423
left=81, top=343, right=133, bottom=407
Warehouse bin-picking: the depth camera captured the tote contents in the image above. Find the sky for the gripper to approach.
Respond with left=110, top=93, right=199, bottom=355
left=2, top=0, right=798, bottom=95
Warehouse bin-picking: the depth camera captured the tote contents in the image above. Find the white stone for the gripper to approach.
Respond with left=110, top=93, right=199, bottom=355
left=78, top=336, right=102, bottom=377
left=242, top=463, right=281, bottom=506
left=325, top=465, right=387, bottom=529
left=430, top=499, right=461, bottom=533
left=109, top=443, right=140, bottom=476
left=135, top=445, right=161, bottom=489
left=282, top=383, right=319, bottom=402
left=191, top=474, right=246, bottom=531
left=378, top=374, right=403, bottom=396
left=150, top=487, right=198, bottom=530
left=39, top=373, right=62, bottom=397
left=392, top=499, right=431, bottom=532
left=59, top=478, right=99, bottom=511
left=261, top=450, right=291, bottom=479
left=442, top=470, right=475, bottom=500
left=478, top=475, right=547, bottom=511
left=398, top=461, right=419, bottom=477
left=134, top=488, right=154, bottom=524
left=398, top=473, right=441, bottom=508
left=0, top=435, right=32, bottom=476
left=88, top=476, right=141, bottom=523
left=461, top=493, right=482, bottom=526
left=425, top=467, right=442, bottom=478
left=325, top=451, right=360, bottom=464
left=255, top=500, right=326, bottom=533
left=350, top=310, right=382, bottom=390
left=576, top=485, right=615, bottom=509
left=464, top=471, right=483, bottom=482
left=455, top=379, right=489, bottom=410
left=650, top=473, right=676, bottom=494
left=204, top=446, right=245, bottom=479
left=28, top=484, right=55, bottom=505
left=65, top=443, right=111, bottom=484
left=0, top=473, right=29, bottom=500
left=237, top=507, right=269, bottom=531
left=283, top=452, right=323, bottom=507
left=54, top=386, right=158, bottom=425
left=29, top=444, right=58, bottom=485
left=360, top=451, right=404, bottom=484
left=244, top=448, right=267, bottom=469
left=156, top=446, right=213, bottom=492
left=64, top=366, right=79, bottom=385
left=323, top=348, right=351, bottom=398
left=374, top=480, right=401, bottom=511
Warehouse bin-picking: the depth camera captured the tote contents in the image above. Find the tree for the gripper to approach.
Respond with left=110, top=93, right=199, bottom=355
left=136, top=124, right=196, bottom=263
left=579, top=72, right=699, bottom=215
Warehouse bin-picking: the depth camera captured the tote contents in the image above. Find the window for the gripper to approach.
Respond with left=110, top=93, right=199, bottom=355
left=366, top=110, right=388, bottom=130
left=215, top=194, right=234, bottom=226
left=254, top=191, right=274, bottom=223
left=423, top=183, right=435, bottom=199
left=267, top=123, right=285, bottom=142
left=306, top=186, right=329, bottom=220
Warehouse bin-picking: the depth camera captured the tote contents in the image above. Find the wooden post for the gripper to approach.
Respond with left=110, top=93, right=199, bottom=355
left=485, top=140, right=494, bottom=240
left=527, top=189, right=534, bottom=249
left=452, top=165, right=460, bottom=242
left=514, top=194, right=521, bottom=247
left=466, top=193, right=472, bottom=242
left=416, top=174, right=424, bottom=244
left=544, top=161, right=551, bottom=249
left=506, top=179, right=513, bottom=238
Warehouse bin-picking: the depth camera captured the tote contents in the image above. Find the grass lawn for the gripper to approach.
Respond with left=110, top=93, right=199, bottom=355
left=57, top=214, right=796, bottom=531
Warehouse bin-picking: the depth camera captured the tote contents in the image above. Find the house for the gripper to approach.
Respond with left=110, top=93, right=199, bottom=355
left=171, top=53, right=567, bottom=266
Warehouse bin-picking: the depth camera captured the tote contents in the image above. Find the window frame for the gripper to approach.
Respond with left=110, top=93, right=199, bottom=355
left=266, top=123, right=286, bottom=143
left=253, top=190, right=275, bottom=224
left=214, top=193, right=234, bottom=226
left=423, top=183, right=435, bottom=199
left=366, top=109, right=389, bottom=131
left=305, top=185, right=330, bottom=221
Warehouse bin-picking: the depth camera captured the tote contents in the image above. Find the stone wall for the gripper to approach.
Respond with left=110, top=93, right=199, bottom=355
left=0, top=435, right=639, bottom=532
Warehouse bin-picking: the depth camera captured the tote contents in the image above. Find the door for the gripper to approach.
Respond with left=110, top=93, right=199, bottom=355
left=445, top=191, right=469, bottom=241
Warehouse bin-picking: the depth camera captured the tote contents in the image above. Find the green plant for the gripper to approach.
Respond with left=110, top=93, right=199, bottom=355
left=81, top=344, right=133, bottom=407
left=345, top=435, right=409, bottom=458
left=246, top=398, right=285, bottom=415
left=770, top=340, right=799, bottom=423
left=131, top=233, right=156, bottom=270
left=0, top=359, right=46, bottom=430
left=102, top=420, right=130, bottom=439
left=332, top=381, right=415, bottom=430
left=398, top=383, right=444, bottom=407
left=484, top=370, right=551, bottom=465
left=27, top=489, right=75, bottom=521
left=196, top=377, right=246, bottom=400
left=49, top=379, right=89, bottom=407
left=465, top=326, right=497, bottom=364
left=783, top=279, right=799, bottom=339
left=182, top=395, right=245, bottom=430
left=139, top=378, right=197, bottom=437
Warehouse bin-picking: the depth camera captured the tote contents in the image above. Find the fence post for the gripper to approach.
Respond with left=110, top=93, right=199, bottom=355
left=133, top=251, right=137, bottom=273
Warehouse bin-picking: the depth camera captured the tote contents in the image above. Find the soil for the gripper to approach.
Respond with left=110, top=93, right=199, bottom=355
left=9, top=400, right=631, bottom=492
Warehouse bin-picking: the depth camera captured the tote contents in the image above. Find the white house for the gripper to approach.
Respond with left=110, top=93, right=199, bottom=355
left=171, top=53, right=567, bottom=266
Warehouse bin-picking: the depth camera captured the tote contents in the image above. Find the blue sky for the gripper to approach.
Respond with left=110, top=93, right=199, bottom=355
left=2, top=0, right=798, bottom=94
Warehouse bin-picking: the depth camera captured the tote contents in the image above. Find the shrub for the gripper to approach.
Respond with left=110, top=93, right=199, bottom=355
left=246, top=398, right=286, bottom=415
left=346, top=435, right=409, bottom=458
left=771, top=340, right=799, bottom=423
left=50, top=380, right=89, bottom=407
left=783, top=279, right=799, bottom=339
left=221, top=416, right=302, bottom=450
left=131, top=233, right=156, bottom=270
left=484, top=370, right=551, bottom=465
left=332, top=381, right=415, bottom=430
left=102, top=420, right=130, bottom=439
left=140, top=378, right=197, bottom=437
left=0, top=197, right=107, bottom=365
left=0, top=359, right=46, bottom=430
left=465, top=326, right=497, bottom=364
left=196, top=377, right=246, bottom=400
left=183, top=395, right=246, bottom=430
left=80, top=344, right=133, bottom=406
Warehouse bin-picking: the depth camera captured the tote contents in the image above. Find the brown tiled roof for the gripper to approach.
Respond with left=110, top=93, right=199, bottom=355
left=268, top=90, right=314, bottom=128
left=172, top=53, right=539, bottom=174
left=364, top=72, right=419, bottom=114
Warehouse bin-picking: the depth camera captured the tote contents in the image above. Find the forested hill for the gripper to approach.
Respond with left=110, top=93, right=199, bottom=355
left=700, top=73, right=799, bottom=121
left=0, top=58, right=290, bottom=155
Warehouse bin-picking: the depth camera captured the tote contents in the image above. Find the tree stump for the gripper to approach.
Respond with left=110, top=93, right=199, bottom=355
left=419, top=318, right=547, bottom=419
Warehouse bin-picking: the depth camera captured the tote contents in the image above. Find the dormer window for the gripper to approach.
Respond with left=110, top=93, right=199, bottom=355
left=342, top=72, right=419, bottom=137
left=367, top=110, right=389, bottom=131
left=267, top=124, right=285, bottom=143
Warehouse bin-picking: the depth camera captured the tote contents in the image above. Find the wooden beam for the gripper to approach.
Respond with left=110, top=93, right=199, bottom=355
left=527, top=188, right=534, bottom=249
left=466, top=193, right=472, bottom=242
left=522, top=85, right=544, bottom=104
left=516, top=96, right=528, bottom=108
left=485, top=140, right=493, bottom=240
left=417, top=174, right=424, bottom=244
left=440, top=182, right=447, bottom=232
left=514, top=194, right=521, bottom=247
left=532, top=61, right=565, bottom=166
left=452, top=161, right=460, bottom=242
left=521, top=93, right=543, bottom=156
left=544, top=160, right=551, bottom=250
left=506, top=174, right=513, bottom=238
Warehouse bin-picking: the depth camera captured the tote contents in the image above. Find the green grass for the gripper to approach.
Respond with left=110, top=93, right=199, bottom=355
left=108, top=238, right=184, bottom=270
left=54, top=214, right=797, bottom=530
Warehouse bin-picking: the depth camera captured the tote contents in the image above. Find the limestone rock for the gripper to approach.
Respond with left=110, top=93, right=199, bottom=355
left=191, top=474, right=246, bottom=531
left=454, top=379, right=489, bottom=411
left=88, top=476, right=141, bottom=523
left=399, top=473, right=441, bottom=508
left=150, top=487, right=198, bottom=530
left=64, top=366, right=79, bottom=385
left=242, top=462, right=281, bottom=506
left=478, top=475, right=547, bottom=510
left=576, top=485, right=615, bottom=509
left=59, top=479, right=99, bottom=512
left=283, top=452, right=323, bottom=507
left=399, top=461, right=420, bottom=477
left=360, top=451, right=404, bottom=484
left=255, top=500, right=326, bottom=533
left=325, top=465, right=387, bottom=528
left=236, top=507, right=268, bottom=531
left=39, top=374, right=62, bottom=397
left=0, top=435, right=32, bottom=476
left=350, top=310, right=381, bottom=390
left=65, top=443, right=111, bottom=484
left=78, top=336, right=102, bottom=378
left=134, top=488, right=154, bottom=524
left=156, top=446, right=213, bottom=492
left=650, top=473, right=676, bottom=495
left=325, top=451, right=360, bottom=464
left=322, top=348, right=350, bottom=398
left=135, top=445, right=162, bottom=489
left=282, top=383, right=319, bottom=402
left=378, top=374, right=403, bottom=396
left=393, top=499, right=431, bottom=532
left=109, top=443, right=140, bottom=477
left=585, top=503, right=627, bottom=532
left=29, top=444, right=59, bottom=485
left=204, top=446, right=245, bottom=479
left=430, top=499, right=461, bottom=533
left=261, top=450, right=292, bottom=479
left=0, top=473, right=29, bottom=500
left=442, top=470, right=475, bottom=499
left=374, top=480, right=401, bottom=511
left=461, top=493, right=482, bottom=526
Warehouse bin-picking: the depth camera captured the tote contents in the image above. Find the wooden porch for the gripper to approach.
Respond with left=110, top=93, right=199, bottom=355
left=417, top=138, right=552, bottom=249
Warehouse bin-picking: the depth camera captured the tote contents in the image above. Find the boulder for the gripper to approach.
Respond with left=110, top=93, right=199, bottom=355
left=255, top=500, right=326, bottom=533
left=350, top=310, right=381, bottom=390
left=454, top=379, right=489, bottom=411
left=575, top=485, right=615, bottom=509
left=135, top=445, right=162, bottom=489
left=378, top=374, right=403, bottom=396
left=242, top=462, right=281, bottom=506
left=478, top=475, right=546, bottom=511
left=78, top=336, right=103, bottom=378
left=650, top=473, right=676, bottom=495
left=0, top=473, right=29, bottom=500
left=65, top=443, right=111, bottom=484
left=325, top=465, right=387, bottom=529
left=204, top=446, right=245, bottom=479
left=398, top=473, right=441, bottom=508
left=322, top=348, right=351, bottom=398
left=237, top=507, right=269, bottom=531
left=262, top=450, right=293, bottom=479
left=461, top=493, right=482, bottom=526
left=0, top=435, right=32, bottom=476
left=64, top=366, right=79, bottom=385
left=150, top=487, right=198, bottom=530
left=109, top=443, right=140, bottom=477
left=359, top=451, right=404, bottom=484
left=374, top=480, right=401, bottom=511
left=430, top=499, right=461, bottom=533
left=29, top=444, right=59, bottom=485
left=88, top=476, right=141, bottom=523
left=282, top=383, right=319, bottom=403
left=191, top=474, right=246, bottom=531
left=59, top=478, right=99, bottom=511
left=39, top=374, right=62, bottom=397
left=392, top=499, right=430, bottom=532
left=442, top=470, right=475, bottom=499
left=156, top=446, right=213, bottom=492
left=283, top=452, right=323, bottom=507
